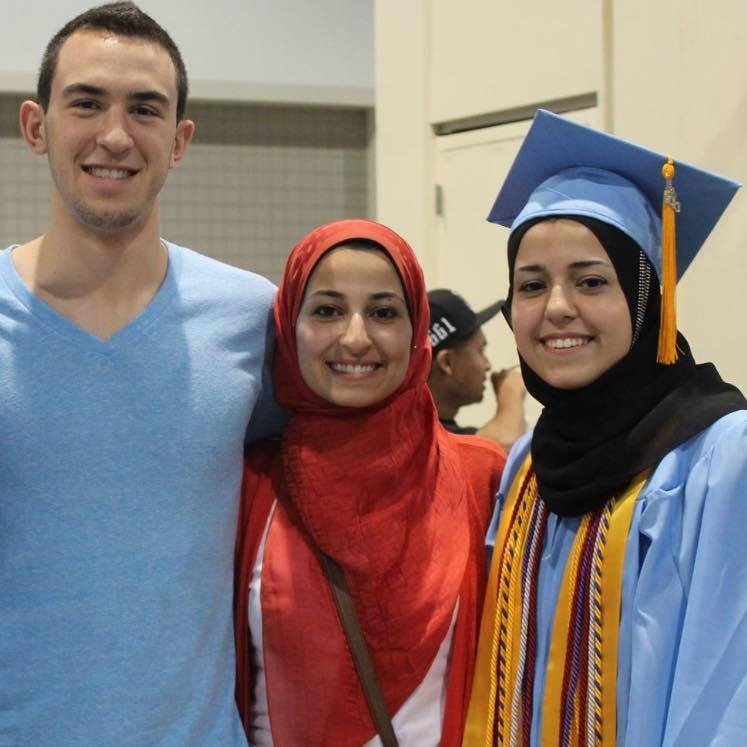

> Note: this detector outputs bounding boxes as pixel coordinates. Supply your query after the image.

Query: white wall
[374,0,435,274]
[1,0,374,105]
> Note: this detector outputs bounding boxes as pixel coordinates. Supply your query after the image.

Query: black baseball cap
[427,289,504,352]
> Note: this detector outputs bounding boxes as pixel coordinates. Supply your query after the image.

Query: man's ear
[170,119,195,168]
[434,347,454,376]
[19,100,48,155]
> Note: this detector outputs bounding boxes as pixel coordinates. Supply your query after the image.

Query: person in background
[235,219,506,746]
[0,4,282,745]
[464,109,746,747]
[427,289,526,452]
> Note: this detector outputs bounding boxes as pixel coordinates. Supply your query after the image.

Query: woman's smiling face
[295,245,413,407]
[511,218,633,390]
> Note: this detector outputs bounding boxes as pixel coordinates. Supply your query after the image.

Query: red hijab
[237,220,491,746]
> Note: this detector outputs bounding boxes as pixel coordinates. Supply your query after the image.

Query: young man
[428,288,526,452]
[0,4,282,745]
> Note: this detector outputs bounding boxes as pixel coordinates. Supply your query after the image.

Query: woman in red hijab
[234,219,506,746]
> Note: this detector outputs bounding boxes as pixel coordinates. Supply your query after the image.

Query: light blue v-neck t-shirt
[0,242,284,746]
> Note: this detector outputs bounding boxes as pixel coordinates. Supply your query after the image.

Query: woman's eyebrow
[515,263,545,273]
[308,289,344,298]
[569,259,609,269]
[307,289,407,304]
[371,291,407,302]
[515,259,610,272]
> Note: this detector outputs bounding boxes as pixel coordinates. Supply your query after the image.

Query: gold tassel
[656,157,680,364]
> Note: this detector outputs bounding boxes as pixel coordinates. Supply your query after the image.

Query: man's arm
[245,305,288,444]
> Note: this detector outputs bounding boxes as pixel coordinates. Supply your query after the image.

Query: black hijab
[507,216,747,517]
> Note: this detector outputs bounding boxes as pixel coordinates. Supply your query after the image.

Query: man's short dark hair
[37,2,188,121]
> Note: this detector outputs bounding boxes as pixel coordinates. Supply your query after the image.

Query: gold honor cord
[540,470,648,747]
[463,455,535,747]
[463,458,650,747]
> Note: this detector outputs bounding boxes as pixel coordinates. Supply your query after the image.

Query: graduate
[463,110,747,747]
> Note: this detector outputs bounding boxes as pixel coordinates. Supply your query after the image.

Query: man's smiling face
[38,29,192,235]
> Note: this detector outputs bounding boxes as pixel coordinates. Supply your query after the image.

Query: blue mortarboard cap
[488,109,740,280]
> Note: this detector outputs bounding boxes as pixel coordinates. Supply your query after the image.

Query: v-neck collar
[0,241,181,354]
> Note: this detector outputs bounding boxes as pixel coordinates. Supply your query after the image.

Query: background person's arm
[476,368,527,453]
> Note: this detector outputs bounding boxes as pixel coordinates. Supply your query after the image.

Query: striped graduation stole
[463,456,649,747]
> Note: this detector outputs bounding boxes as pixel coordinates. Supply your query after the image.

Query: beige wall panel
[433,109,599,428]
[430,0,602,124]
[433,121,528,428]
[612,0,747,391]
[374,0,437,276]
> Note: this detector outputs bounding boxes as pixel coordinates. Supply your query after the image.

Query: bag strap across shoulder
[320,552,400,747]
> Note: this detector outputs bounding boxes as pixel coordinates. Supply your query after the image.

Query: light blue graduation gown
[486,410,747,746]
